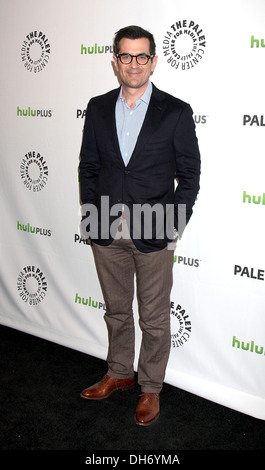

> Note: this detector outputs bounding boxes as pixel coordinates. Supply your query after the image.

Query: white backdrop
[1,0,264,420]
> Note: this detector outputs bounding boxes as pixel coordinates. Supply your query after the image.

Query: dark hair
[113,25,156,56]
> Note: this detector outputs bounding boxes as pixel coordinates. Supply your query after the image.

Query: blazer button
[124,170,130,174]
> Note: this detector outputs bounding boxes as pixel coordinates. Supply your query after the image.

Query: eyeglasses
[116,53,154,65]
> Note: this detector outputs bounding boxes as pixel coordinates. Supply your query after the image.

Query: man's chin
[122,79,148,90]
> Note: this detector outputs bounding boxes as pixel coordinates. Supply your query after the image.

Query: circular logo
[17,266,48,305]
[20,151,48,192]
[163,20,206,70]
[170,302,192,347]
[21,31,51,73]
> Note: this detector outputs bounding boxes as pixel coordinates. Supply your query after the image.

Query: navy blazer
[79,84,200,252]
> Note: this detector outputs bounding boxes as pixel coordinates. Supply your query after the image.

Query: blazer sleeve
[173,103,201,236]
[79,99,101,206]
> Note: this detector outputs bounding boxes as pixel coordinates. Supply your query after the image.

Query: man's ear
[151,55,158,73]
[113,54,119,72]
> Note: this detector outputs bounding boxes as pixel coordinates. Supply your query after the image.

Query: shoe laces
[139,392,159,405]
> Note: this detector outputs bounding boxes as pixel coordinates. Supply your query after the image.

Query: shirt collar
[118,80,153,105]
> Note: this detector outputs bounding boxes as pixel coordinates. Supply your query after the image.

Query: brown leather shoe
[135,393,160,426]
[80,374,135,400]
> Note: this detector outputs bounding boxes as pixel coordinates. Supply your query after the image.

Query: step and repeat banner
[0,0,264,420]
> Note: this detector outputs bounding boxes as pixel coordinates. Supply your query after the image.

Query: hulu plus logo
[17,107,52,118]
[17,221,51,237]
[81,43,113,55]
[250,35,265,48]
[243,191,265,205]
[75,293,106,311]
[232,336,265,356]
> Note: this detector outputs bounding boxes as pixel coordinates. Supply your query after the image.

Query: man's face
[113,37,158,91]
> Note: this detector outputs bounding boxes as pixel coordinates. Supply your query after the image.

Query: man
[79,25,200,426]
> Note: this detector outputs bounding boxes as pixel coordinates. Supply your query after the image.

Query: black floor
[1,324,264,463]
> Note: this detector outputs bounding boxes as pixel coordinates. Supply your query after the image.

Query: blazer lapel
[102,87,125,166]
[128,85,167,166]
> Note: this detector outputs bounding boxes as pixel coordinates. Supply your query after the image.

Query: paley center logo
[20,151,48,192]
[234,264,264,281]
[171,302,192,348]
[21,30,51,73]
[243,115,265,126]
[17,265,48,305]
[162,19,206,70]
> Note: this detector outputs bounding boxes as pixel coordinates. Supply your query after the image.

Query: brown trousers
[91,219,174,393]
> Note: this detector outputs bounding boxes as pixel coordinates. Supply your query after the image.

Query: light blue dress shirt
[115,80,152,166]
